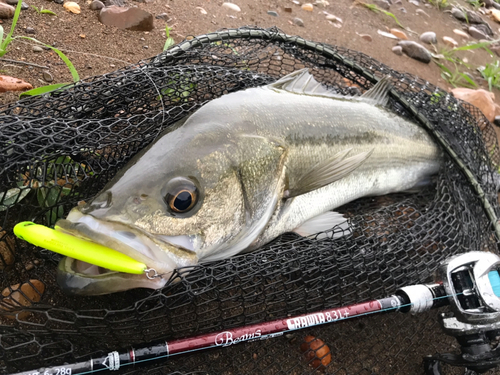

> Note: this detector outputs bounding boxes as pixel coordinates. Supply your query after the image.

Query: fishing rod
[8,251,500,375]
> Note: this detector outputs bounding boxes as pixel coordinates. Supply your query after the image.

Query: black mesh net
[0,26,499,374]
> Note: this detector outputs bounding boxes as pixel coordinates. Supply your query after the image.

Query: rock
[301,3,313,11]
[1,280,45,320]
[0,3,15,19]
[443,36,458,48]
[419,31,437,44]
[155,12,168,20]
[54,0,63,4]
[293,17,304,26]
[98,6,154,31]
[473,23,494,36]
[0,230,15,269]
[32,45,43,52]
[409,0,419,5]
[25,26,35,34]
[451,7,466,21]
[378,29,399,39]
[21,2,28,10]
[392,45,403,55]
[104,0,125,6]
[453,29,469,39]
[222,2,241,12]
[398,41,431,63]
[43,71,53,82]
[468,26,489,40]
[360,34,372,41]
[491,8,500,22]
[399,7,406,13]
[373,0,390,9]
[300,336,332,369]
[390,28,408,39]
[90,0,104,10]
[5,0,18,4]
[492,1,500,10]
[196,6,207,14]
[451,88,496,123]
[267,10,278,17]
[63,2,81,14]
[284,7,292,12]
[494,115,500,127]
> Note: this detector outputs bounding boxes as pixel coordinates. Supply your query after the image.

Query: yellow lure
[13,221,147,275]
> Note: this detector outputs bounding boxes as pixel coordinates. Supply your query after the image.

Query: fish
[55,69,442,295]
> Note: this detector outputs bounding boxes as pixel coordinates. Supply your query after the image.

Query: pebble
[25,26,35,34]
[419,31,437,44]
[390,28,408,39]
[63,2,81,14]
[5,0,18,4]
[293,17,304,26]
[473,23,493,36]
[32,45,43,52]
[21,2,28,10]
[451,7,466,21]
[284,7,292,12]
[90,0,104,10]
[267,10,279,17]
[43,71,53,82]
[301,3,313,11]
[416,9,430,17]
[398,40,432,63]
[377,29,399,39]
[495,116,500,127]
[409,0,419,5]
[155,12,168,20]
[300,336,332,369]
[222,2,241,12]
[143,45,148,49]
[468,26,488,40]
[54,0,63,3]
[360,34,372,41]
[399,7,407,13]
[98,6,154,31]
[392,45,403,55]
[394,0,402,4]
[0,3,15,19]
[1,280,45,320]
[443,36,458,48]
[373,0,391,9]
[104,0,125,6]
[25,262,34,271]
[453,29,469,39]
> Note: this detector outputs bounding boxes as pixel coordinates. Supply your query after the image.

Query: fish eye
[163,177,200,214]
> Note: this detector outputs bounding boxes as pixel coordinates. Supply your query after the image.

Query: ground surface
[0,0,499,105]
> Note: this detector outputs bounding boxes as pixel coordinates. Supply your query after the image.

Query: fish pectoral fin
[285,148,373,198]
[359,76,392,107]
[293,211,351,239]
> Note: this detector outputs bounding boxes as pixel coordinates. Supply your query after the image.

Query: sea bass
[55,69,442,295]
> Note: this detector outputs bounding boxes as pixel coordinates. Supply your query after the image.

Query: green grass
[466,0,483,9]
[0,0,22,57]
[427,0,449,9]
[163,24,175,51]
[31,5,57,16]
[478,60,500,91]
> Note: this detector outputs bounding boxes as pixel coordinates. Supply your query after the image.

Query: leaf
[16,37,80,82]
[458,72,477,88]
[163,37,175,51]
[20,83,73,98]
[0,186,30,211]
[40,9,57,15]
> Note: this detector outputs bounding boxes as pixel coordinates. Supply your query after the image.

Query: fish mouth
[55,209,198,295]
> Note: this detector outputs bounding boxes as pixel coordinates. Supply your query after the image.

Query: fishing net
[0,26,499,374]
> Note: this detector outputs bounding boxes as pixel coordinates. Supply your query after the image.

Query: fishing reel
[397,252,500,374]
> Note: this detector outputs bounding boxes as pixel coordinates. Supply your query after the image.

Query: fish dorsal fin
[360,76,392,106]
[269,68,338,98]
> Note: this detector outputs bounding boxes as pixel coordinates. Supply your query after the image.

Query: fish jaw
[55,208,198,295]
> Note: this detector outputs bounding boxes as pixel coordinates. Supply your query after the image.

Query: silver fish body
[56,70,442,295]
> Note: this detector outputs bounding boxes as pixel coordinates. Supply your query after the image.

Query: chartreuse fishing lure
[14,221,147,274]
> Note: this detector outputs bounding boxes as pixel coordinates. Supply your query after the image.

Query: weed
[31,5,57,16]
[427,0,449,9]
[354,1,405,29]
[0,0,22,57]
[163,24,175,51]
[466,0,483,9]
[478,60,500,91]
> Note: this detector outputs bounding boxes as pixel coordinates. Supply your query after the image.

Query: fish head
[56,119,288,295]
